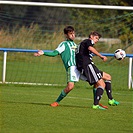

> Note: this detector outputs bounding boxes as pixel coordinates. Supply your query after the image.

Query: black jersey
[76,39,94,71]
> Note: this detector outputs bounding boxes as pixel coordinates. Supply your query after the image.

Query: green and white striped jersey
[56,39,77,71]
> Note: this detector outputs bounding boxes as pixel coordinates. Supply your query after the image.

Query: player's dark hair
[89,31,102,38]
[64,26,74,34]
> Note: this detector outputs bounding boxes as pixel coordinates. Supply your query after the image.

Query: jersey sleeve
[55,42,65,54]
[86,40,94,47]
[44,50,59,57]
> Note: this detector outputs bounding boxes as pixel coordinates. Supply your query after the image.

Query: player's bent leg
[92,80,107,110]
[93,87,108,109]
[108,99,119,106]
[102,72,111,81]
[64,82,75,93]
[102,72,119,106]
[50,82,74,107]
[93,83,105,110]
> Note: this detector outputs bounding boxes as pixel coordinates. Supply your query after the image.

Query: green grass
[0,84,133,133]
[0,51,132,132]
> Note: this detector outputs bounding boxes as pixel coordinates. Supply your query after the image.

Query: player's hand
[34,50,44,56]
[101,56,107,62]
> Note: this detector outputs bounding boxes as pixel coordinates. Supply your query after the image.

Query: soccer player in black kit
[76,31,119,110]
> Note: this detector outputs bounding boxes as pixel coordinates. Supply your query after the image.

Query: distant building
[76,37,121,47]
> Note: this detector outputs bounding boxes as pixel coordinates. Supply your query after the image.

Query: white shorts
[67,66,87,82]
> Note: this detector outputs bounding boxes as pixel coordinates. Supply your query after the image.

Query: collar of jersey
[66,39,73,42]
[91,40,94,44]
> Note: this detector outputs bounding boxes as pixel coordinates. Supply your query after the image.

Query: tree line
[0,0,133,43]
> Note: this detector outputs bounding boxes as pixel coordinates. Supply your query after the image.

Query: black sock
[94,87,104,105]
[105,80,113,100]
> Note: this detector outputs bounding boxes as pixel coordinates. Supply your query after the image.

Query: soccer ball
[114,49,126,60]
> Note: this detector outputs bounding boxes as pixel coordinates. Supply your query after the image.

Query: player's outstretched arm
[34,50,44,56]
[100,55,107,62]
[34,50,59,57]
[88,46,107,61]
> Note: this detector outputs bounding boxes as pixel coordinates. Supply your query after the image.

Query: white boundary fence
[0,1,133,88]
[0,48,133,89]
[128,58,133,89]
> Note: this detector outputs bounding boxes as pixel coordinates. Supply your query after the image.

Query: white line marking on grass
[1,88,132,104]
[67,96,92,101]
[114,92,132,96]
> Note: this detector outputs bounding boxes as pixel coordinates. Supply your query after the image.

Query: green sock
[55,90,67,103]
[93,88,97,100]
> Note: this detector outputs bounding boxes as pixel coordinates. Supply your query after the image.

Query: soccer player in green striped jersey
[34,26,82,107]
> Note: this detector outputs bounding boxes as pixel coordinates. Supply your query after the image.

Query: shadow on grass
[1,100,89,109]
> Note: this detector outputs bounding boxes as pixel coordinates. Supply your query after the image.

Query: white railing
[0,48,133,89]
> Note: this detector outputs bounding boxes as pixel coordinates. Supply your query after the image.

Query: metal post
[128,57,132,89]
[2,51,7,83]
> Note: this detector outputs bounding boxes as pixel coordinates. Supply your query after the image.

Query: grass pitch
[0,84,133,133]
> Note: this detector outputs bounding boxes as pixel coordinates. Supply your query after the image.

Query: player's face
[91,35,99,44]
[66,31,75,41]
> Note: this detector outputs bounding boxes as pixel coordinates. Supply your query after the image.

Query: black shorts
[79,63,103,85]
